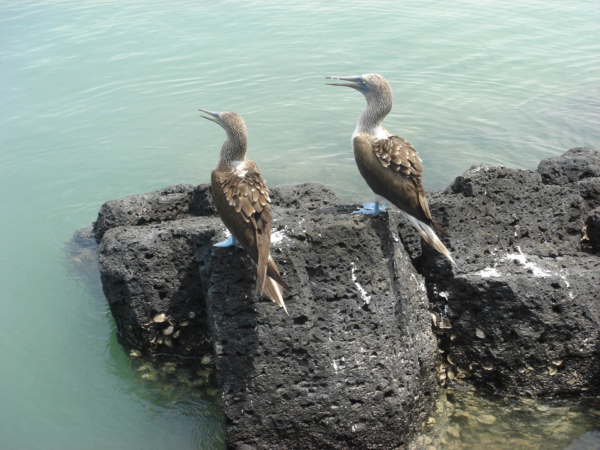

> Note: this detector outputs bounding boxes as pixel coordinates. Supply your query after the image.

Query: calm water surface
[1,1,599,448]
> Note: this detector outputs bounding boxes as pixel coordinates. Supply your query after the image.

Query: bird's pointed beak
[326,75,364,87]
[325,76,368,94]
[199,109,222,125]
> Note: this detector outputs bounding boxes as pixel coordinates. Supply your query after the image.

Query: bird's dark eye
[362,79,367,85]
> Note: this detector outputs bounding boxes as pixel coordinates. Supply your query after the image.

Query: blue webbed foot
[214,235,239,247]
[351,201,388,215]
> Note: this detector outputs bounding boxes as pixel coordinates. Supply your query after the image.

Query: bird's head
[326,73,393,106]
[199,109,247,141]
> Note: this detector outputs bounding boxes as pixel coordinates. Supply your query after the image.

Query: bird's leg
[214,233,239,247]
[351,201,388,215]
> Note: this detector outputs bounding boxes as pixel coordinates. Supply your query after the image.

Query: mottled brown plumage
[372,135,423,177]
[211,163,287,292]
[355,132,448,236]
[200,109,288,312]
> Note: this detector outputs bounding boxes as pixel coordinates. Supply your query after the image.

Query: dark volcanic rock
[269,182,341,210]
[98,217,220,357]
[537,147,600,186]
[95,183,221,356]
[93,182,340,242]
[578,177,600,210]
[400,148,600,396]
[93,184,197,242]
[95,148,600,448]
[585,208,600,251]
[200,210,440,450]
[96,183,441,449]
[95,183,341,359]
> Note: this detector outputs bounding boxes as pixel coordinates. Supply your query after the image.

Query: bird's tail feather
[255,259,267,296]
[255,254,288,314]
[263,276,288,314]
[267,256,289,289]
[401,212,457,266]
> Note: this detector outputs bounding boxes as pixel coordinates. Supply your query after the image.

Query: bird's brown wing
[370,135,447,235]
[212,163,287,295]
[220,163,271,225]
[372,135,424,182]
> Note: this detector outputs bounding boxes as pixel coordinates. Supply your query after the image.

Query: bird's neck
[217,132,247,171]
[354,96,392,138]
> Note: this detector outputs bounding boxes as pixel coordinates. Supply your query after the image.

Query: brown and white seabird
[199,109,289,312]
[326,73,456,265]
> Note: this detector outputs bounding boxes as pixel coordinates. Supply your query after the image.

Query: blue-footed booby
[199,109,289,312]
[326,74,456,265]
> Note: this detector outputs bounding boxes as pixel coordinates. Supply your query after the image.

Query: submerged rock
[566,430,600,450]
[444,383,600,450]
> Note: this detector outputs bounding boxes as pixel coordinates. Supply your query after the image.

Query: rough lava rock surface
[400,147,600,396]
[96,183,441,449]
[98,216,219,357]
[200,209,441,450]
[94,184,195,242]
[95,148,600,448]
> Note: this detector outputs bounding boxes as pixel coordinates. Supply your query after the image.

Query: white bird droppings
[351,263,371,304]
[270,230,288,246]
[480,267,502,278]
[504,247,551,277]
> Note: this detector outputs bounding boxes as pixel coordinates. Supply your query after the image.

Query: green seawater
[1,1,599,449]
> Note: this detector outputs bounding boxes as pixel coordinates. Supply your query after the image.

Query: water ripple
[1,1,599,449]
